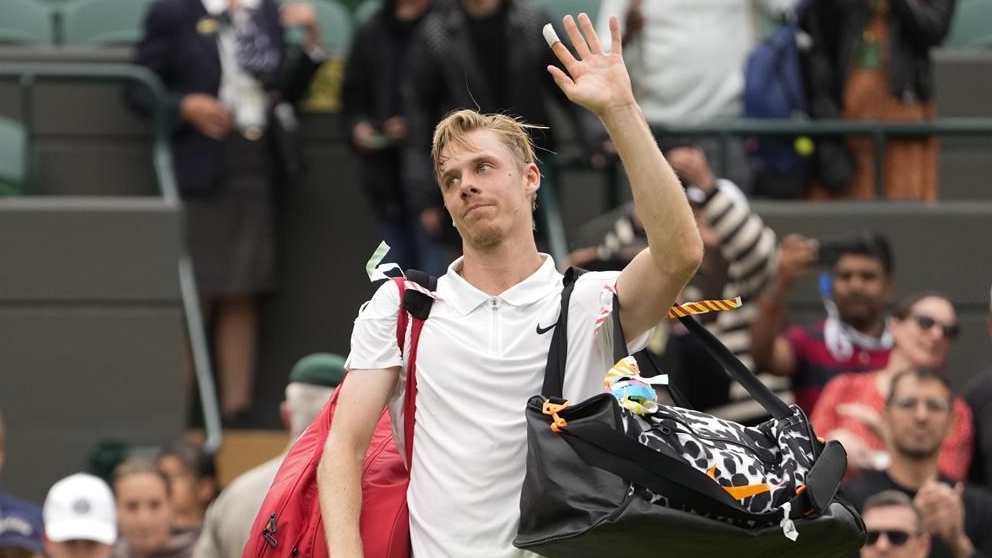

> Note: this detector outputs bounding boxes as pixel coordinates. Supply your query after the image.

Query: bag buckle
[542,399,569,433]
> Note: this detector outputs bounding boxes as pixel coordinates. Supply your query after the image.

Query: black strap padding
[609,292,627,364]
[402,269,437,320]
[801,440,847,514]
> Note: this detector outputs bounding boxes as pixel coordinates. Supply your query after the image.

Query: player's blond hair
[431,110,539,186]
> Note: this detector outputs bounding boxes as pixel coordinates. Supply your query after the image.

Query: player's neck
[459,238,543,296]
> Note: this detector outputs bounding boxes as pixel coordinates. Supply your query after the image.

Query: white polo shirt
[347,255,648,558]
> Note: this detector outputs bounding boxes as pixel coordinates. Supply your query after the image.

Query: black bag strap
[541,267,586,397]
[606,296,694,408]
[541,269,792,417]
[537,272,839,518]
[675,316,793,420]
[402,269,437,319]
[543,267,633,397]
[561,418,786,523]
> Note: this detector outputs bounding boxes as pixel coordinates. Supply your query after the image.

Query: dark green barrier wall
[0,198,185,503]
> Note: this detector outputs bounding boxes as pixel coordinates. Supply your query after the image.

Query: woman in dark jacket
[804,0,956,201]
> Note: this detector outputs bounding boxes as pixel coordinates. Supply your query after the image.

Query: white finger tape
[542,23,560,48]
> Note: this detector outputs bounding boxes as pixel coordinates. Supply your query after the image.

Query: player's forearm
[317,441,365,558]
[601,104,701,278]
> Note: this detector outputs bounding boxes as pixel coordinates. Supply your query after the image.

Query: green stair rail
[558,117,992,214]
[0,116,29,196]
[649,117,992,200]
[547,116,992,265]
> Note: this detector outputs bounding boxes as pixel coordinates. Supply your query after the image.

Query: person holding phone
[750,230,895,414]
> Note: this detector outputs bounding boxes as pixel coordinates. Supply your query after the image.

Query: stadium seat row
[0,0,355,53]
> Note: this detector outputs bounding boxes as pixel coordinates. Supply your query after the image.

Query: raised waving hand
[545,14,636,119]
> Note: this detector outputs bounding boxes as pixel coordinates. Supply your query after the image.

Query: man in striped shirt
[570,146,782,423]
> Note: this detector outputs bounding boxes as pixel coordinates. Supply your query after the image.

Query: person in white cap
[42,473,117,558]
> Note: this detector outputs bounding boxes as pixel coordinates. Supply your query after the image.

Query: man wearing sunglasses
[861,491,931,558]
[842,368,992,558]
[812,292,973,480]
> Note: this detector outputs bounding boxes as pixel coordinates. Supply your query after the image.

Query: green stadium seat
[353,0,381,26]
[945,0,992,48]
[0,0,55,45]
[279,0,353,55]
[59,0,156,46]
[0,117,29,196]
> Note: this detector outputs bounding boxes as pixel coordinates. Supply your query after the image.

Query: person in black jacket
[125,0,323,425]
[802,0,956,201]
[964,287,992,490]
[402,0,606,253]
[341,0,448,275]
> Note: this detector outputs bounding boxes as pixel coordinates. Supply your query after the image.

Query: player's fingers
[577,13,602,54]
[562,15,591,60]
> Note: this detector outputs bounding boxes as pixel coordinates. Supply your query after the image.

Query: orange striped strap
[668,297,742,319]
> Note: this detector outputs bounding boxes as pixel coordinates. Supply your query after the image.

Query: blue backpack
[743,5,812,197]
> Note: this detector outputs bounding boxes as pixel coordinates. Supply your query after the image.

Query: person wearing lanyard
[125,0,324,426]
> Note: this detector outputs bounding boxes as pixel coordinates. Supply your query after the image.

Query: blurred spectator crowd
[0,353,345,558]
[1,0,991,557]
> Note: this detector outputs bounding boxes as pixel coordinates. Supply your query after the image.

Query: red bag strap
[392,273,436,467]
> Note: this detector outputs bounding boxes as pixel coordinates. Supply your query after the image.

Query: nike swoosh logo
[706,465,771,500]
[536,322,556,335]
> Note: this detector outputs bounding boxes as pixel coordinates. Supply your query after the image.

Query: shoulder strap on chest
[541,267,634,398]
[390,269,438,465]
[541,266,587,398]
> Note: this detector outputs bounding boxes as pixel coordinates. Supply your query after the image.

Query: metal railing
[652,117,992,198]
[0,62,223,454]
[542,116,992,265]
